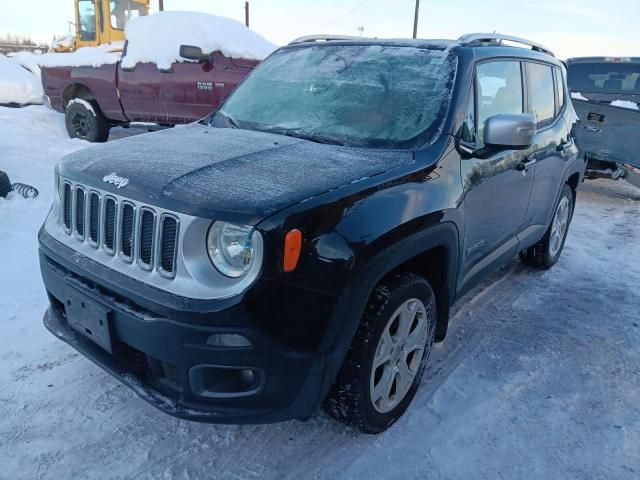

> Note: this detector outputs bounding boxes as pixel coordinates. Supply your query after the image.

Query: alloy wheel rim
[71,112,91,137]
[370,298,430,414]
[549,196,570,258]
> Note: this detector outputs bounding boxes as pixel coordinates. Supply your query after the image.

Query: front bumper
[39,241,330,424]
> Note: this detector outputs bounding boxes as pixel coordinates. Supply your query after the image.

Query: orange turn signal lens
[283,229,303,272]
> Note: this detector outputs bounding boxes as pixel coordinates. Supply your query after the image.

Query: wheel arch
[323,221,460,356]
[62,83,97,110]
[566,171,580,202]
[315,221,460,413]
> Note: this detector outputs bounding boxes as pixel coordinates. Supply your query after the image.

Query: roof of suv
[286,32,560,66]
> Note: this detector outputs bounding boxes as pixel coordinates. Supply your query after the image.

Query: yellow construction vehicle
[54,0,151,52]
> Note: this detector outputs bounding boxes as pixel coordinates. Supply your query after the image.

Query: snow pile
[611,99,639,110]
[8,50,43,78]
[0,54,43,105]
[51,35,74,51]
[121,11,277,70]
[571,92,588,101]
[37,42,124,68]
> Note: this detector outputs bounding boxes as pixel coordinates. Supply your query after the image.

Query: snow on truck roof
[38,43,124,68]
[29,11,276,71]
[121,11,278,70]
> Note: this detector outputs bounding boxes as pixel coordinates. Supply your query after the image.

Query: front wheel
[64,99,110,142]
[324,273,437,433]
[520,184,574,269]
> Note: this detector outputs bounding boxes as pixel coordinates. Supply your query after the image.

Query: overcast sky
[1,0,638,59]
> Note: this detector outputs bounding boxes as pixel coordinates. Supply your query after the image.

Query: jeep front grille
[74,187,85,239]
[60,181,179,277]
[120,202,135,260]
[104,196,117,252]
[63,182,72,232]
[159,216,178,275]
[88,192,100,245]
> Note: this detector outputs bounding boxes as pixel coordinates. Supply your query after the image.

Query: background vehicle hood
[58,124,415,224]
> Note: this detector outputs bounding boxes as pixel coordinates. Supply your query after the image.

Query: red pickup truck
[42,44,259,142]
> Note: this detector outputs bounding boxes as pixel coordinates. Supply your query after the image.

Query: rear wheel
[65,100,110,142]
[324,273,437,433]
[520,184,574,269]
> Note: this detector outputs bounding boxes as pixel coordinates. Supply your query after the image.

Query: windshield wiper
[283,130,345,146]
[214,111,241,129]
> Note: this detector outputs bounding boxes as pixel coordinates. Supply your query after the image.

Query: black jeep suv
[39,33,585,433]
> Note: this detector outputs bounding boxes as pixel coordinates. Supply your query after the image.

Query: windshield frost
[216,44,457,148]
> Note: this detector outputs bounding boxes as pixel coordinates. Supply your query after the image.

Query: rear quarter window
[554,67,565,113]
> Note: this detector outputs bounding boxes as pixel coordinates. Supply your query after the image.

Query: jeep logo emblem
[103,173,130,189]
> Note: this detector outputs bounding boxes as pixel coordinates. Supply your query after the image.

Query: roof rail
[289,35,362,45]
[458,33,555,57]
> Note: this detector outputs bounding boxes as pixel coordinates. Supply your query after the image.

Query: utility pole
[158,0,164,11]
[412,0,420,39]
[245,1,250,28]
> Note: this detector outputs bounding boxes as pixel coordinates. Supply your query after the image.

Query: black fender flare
[313,222,459,410]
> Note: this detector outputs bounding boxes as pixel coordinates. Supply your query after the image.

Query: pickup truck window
[214,45,457,149]
[78,0,97,41]
[527,62,555,125]
[568,62,640,95]
[476,61,523,141]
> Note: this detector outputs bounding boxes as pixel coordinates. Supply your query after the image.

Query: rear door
[460,60,534,288]
[521,62,575,234]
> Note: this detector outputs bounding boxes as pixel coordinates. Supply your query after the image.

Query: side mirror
[484,114,536,150]
[179,45,213,63]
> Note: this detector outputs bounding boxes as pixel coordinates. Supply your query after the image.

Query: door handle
[515,157,537,171]
[556,138,574,152]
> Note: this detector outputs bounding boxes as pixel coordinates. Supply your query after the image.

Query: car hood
[58,124,416,224]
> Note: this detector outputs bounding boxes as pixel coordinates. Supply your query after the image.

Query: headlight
[206,221,257,278]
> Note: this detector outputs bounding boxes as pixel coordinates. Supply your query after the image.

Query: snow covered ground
[1,106,639,479]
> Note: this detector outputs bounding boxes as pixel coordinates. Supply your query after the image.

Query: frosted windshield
[218,44,457,149]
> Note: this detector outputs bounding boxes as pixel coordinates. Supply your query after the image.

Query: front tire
[64,99,110,142]
[520,184,574,269]
[324,273,437,433]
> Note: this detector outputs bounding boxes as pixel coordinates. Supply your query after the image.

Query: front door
[459,60,534,289]
[118,59,219,124]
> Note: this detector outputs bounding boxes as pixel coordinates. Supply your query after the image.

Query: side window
[527,63,556,125]
[554,67,565,114]
[476,61,523,141]
[78,0,97,42]
[461,84,476,144]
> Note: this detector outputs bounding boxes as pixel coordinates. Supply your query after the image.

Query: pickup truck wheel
[520,184,574,269]
[324,273,437,433]
[65,100,110,142]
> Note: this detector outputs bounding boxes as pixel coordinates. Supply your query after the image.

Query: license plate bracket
[65,288,113,353]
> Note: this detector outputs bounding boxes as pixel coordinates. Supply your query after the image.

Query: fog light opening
[189,365,263,399]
